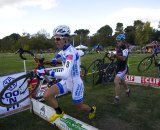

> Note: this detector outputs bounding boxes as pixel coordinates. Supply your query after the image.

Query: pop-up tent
[75,44,88,50]
[93,44,103,49]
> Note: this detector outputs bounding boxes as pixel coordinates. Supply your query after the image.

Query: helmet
[53,25,71,37]
[116,34,126,41]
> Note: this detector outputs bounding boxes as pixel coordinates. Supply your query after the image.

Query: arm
[51,52,61,64]
[114,49,128,61]
[50,54,74,80]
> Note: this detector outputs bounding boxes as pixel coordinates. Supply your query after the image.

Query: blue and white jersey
[53,44,81,81]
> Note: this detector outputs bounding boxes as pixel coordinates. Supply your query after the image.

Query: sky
[0,0,160,39]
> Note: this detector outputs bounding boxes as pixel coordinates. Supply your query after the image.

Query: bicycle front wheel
[85,59,103,84]
[80,65,87,82]
[137,56,153,72]
[0,72,40,107]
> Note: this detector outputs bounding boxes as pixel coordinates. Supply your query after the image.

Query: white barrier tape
[125,75,160,88]
[30,98,99,130]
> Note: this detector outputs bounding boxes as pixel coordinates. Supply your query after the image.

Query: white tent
[75,44,88,50]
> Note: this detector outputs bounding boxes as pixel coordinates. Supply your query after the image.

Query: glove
[51,58,57,65]
[36,68,47,77]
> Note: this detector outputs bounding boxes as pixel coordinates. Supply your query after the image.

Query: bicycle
[85,52,117,85]
[0,48,87,107]
[137,51,160,73]
[0,48,63,107]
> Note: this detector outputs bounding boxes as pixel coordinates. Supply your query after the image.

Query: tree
[96,25,113,46]
[124,26,135,45]
[134,20,153,47]
[74,29,90,37]
[115,22,123,34]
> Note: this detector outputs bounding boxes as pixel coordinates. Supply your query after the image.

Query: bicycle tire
[0,72,40,107]
[85,59,103,84]
[157,65,160,77]
[137,56,153,72]
[102,63,116,83]
[80,65,87,81]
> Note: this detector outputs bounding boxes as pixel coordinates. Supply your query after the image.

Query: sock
[55,107,62,114]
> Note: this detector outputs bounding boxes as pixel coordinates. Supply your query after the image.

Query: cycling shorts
[56,79,84,103]
[116,66,128,79]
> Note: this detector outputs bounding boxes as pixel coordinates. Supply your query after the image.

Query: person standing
[36,25,96,122]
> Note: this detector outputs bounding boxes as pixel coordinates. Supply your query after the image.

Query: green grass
[1,52,160,130]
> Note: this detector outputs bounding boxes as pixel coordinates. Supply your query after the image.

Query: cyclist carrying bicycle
[36,25,96,122]
[111,34,131,105]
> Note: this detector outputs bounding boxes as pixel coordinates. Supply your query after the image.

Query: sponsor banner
[31,98,99,130]
[0,72,30,118]
[125,75,160,88]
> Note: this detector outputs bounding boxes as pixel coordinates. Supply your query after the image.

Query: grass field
[1,52,160,130]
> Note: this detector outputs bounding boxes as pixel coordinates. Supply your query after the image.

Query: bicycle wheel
[80,65,87,81]
[137,56,153,72]
[85,59,103,84]
[102,63,117,83]
[0,72,40,107]
[157,64,160,77]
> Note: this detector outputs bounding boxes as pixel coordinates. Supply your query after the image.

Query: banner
[0,66,64,118]
[125,75,160,88]
[0,72,30,118]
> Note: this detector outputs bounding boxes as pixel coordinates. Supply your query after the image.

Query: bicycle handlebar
[105,52,115,61]
[15,48,34,60]
[15,48,62,66]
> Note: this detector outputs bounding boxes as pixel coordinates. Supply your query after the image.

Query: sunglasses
[54,37,64,41]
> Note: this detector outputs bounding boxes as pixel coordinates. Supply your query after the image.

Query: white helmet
[53,25,71,37]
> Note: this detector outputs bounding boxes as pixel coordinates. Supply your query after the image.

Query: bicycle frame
[85,52,116,85]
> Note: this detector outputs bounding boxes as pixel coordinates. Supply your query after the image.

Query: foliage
[0,20,160,51]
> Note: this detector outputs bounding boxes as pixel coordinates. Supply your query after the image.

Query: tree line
[0,20,160,52]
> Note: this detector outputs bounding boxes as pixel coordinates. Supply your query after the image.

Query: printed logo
[3,77,16,91]
[40,106,47,118]
[66,55,73,60]
[60,117,87,130]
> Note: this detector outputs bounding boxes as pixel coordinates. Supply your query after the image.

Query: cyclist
[111,34,131,105]
[36,25,96,122]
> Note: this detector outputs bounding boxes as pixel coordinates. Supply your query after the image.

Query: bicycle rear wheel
[0,72,40,107]
[85,59,103,84]
[137,56,153,72]
[102,63,117,83]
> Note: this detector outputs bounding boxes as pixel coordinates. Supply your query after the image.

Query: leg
[113,75,121,105]
[75,102,91,112]
[121,78,131,97]
[43,84,60,108]
[75,102,96,119]
[114,75,121,97]
[121,78,129,90]
[44,82,66,122]
[72,81,96,119]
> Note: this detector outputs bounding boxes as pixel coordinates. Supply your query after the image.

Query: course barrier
[30,98,99,130]
[125,75,160,88]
